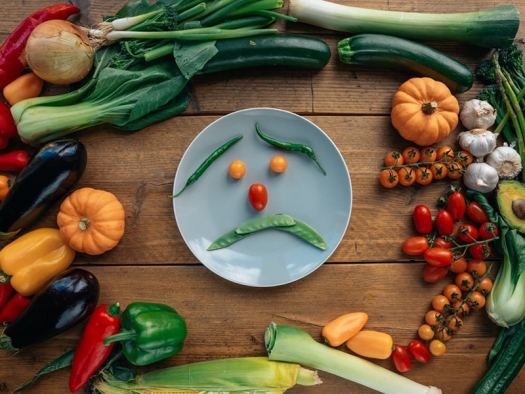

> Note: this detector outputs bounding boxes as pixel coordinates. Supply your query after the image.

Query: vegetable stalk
[288,0,519,49]
[91,356,321,393]
[264,322,442,394]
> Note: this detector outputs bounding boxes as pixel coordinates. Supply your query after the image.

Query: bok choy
[288,0,519,49]
[265,322,442,394]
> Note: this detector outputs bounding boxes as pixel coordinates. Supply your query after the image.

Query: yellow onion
[25,20,94,85]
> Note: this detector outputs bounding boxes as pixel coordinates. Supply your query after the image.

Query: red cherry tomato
[435,210,454,236]
[447,191,466,221]
[248,183,268,211]
[413,205,433,234]
[424,248,453,267]
[479,222,499,240]
[408,339,431,363]
[457,224,479,243]
[402,236,429,256]
[469,243,492,259]
[391,344,412,373]
[422,265,448,283]
[466,201,490,223]
[432,237,452,249]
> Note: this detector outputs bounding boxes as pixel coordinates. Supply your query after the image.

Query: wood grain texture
[0,0,524,393]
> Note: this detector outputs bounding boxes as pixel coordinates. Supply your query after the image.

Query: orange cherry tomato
[384,151,403,167]
[425,310,442,326]
[415,167,433,185]
[429,339,447,356]
[379,169,399,188]
[446,315,463,332]
[418,324,435,341]
[420,147,437,163]
[398,167,416,186]
[452,299,470,318]
[467,259,487,278]
[228,160,246,179]
[429,162,449,180]
[455,272,475,292]
[476,277,494,295]
[443,284,462,302]
[436,146,455,162]
[431,295,451,313]
[269,155,288,173]
[0,175,12,200]
[467,291,486,309]
[457,150,474,166]
[447,162,464,179]
[402,147,421,164]
[449,257,468,274]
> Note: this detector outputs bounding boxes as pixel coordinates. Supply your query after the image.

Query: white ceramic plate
[173,108,352,287]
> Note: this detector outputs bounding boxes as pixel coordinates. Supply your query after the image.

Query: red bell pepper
[69,302,121,393]
[0,150,29,172]
[0,292,31,323]
[0,100,17,150]
[0,271,13,311]
[0,4,81,90]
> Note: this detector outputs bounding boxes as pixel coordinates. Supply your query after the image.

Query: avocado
[497,180,525,232]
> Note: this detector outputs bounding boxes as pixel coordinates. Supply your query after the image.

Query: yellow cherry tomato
[228,160,246,179]
[429,339,447,356]
[269,155,288,173]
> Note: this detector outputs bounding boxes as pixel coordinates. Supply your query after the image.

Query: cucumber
[200,34,332,74]
[337,34,474,93]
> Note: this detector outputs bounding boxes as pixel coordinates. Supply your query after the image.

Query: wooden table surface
[1,0,524,393]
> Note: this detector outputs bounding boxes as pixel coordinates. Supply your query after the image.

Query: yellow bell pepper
[0,228,76,296]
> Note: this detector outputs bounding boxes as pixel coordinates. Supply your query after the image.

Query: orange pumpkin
[391,77,460,147]
[57,187,125,255]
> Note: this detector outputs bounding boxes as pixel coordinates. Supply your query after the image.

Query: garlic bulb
[25,20,94,85]
[460,99,497,130]
[457,128,497,158]
[463,162,499,193]
[486,143,523,179]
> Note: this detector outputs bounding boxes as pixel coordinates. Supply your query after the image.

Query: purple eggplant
[0,268,99,351]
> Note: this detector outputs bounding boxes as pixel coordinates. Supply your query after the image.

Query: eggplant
[0,139,87,240]
[0,268,99,351]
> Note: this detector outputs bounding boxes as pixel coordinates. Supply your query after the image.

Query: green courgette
[200,34,332,74]
[337,34,474,94]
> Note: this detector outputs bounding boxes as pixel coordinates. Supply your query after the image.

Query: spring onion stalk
[288,0,519,49]
[91,356,321,394]
[265,322,442,394]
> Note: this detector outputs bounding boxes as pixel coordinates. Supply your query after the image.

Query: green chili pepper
[103,302,187,366]
[255,123,326,175]
[172,135,243,198]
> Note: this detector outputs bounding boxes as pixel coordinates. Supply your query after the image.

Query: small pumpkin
[391,77,460,146]
[57,187,125,255]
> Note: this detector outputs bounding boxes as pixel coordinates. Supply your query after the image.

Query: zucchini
[337,34,474,94]
[200,34,332,74]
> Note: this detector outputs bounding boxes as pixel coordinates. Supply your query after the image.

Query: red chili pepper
[0,100,17,150]
[0,292,31,323]
[69,302,121,393]
[0,150,29,172]
[0,271,13,311]
[0,4,81,89]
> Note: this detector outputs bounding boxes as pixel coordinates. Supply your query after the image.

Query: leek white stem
[265,322,442,394]
[112,10,162,31]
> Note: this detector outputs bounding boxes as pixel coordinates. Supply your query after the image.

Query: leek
[265,322,442,394]
[91,356,321,394]
[288,0,519,49]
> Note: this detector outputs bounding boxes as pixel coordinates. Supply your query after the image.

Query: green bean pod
[276,219,327,250]
[235,214,295,235]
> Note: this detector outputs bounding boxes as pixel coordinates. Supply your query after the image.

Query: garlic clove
[486,143,523,179]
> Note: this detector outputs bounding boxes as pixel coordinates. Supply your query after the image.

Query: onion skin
[25,20,94,85]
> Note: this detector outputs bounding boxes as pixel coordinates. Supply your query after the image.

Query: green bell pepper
[103,302,187,366]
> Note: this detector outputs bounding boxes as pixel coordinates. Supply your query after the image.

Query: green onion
[288,0,519,49]
[265,322,442,394]
[92,356,321,393]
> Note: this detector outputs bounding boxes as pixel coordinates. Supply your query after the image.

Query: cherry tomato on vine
[457,150,474,166]
[424,248,453,267]
[442,284,462,302]
[468,291,486,309]
[380,169,399,188]
[384,151,403,167]
[422,265,448,283]
[402,146,420,164]
[430,162,448,180]
[449,257,468,274]
[436,146,454,162]
[391,344,412,373]
[432,237,452,249]
[447,162,464,179]
[415,167,433,185]
[469,243,491,259]
[467,259,487,278]
[413,205,433,234]
[431,295,451,313]
[457,224,479,243]
[452,299,470,318]
[402,236,429,256]
[476,277,494,295]
[398,167,416,186]
[420,147,436,162]
[248,183,268,211]
[435,210,454,236]
[466,201,490,223]
[408,340,431,363]
[479,222,498,240]
[447,190,466,221]
[455,272,475,292]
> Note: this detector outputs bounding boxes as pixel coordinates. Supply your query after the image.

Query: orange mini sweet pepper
[0,228,76,296]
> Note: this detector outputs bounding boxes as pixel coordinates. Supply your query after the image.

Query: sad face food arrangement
[172,108,352,287]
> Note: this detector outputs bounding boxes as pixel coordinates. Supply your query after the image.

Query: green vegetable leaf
[108,0,179,19]
[174,40,219,80]
[506,230,525,281]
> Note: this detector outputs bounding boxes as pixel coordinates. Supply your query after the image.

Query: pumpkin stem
[422,101,439,115]
[79,218,91,231]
